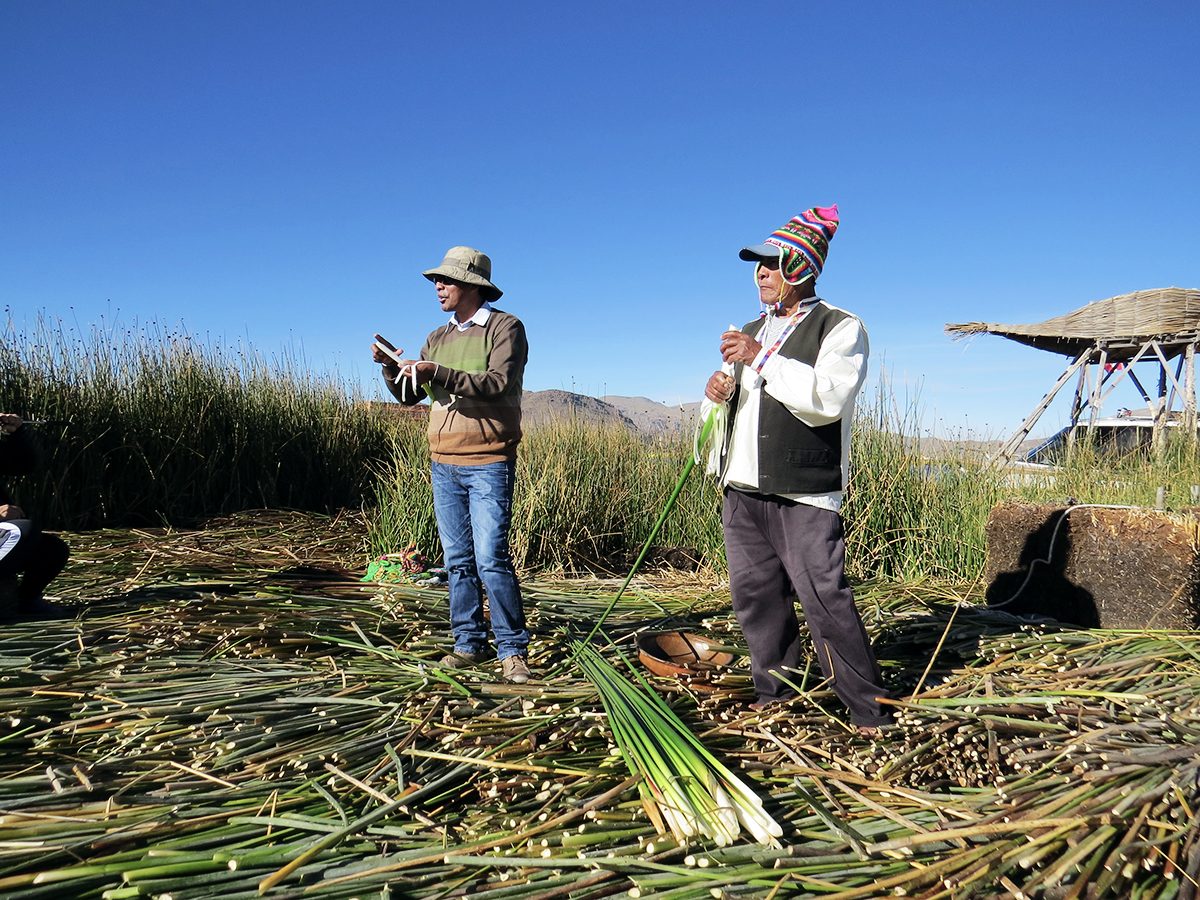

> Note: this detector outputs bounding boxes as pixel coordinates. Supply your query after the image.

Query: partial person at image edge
[0,414,71,621]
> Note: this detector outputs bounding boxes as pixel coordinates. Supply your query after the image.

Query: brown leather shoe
[439,648,490,668]
[501,655,530,684]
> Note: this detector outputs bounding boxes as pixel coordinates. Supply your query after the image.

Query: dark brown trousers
[722,488,889,727]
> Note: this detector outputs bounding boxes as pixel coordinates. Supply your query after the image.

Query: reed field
[0,315,392,529]
[369,419,725,576]
[371,388,1200,583]
[7,315,1200,578]
[2,319,1199,896]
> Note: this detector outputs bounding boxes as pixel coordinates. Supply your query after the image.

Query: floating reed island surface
[1,512,1198,899]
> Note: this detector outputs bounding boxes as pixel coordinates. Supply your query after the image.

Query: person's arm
[756,317,869,425]
[428,317,528,400]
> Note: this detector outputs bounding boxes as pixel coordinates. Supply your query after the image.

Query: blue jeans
[431,459,528,660]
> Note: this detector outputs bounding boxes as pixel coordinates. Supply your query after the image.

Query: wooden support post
[1068,361,1088,453]
[1069,363,1086,423]
[990,348,1093,467]
[1088,348,1108,427]
[1165,353,1186,422]
[1151,341,1176,456]
[1185,342,1197,433]
[1127,368,1154,407]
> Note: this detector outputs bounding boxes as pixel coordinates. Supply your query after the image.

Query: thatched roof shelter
[946,287,1200,361]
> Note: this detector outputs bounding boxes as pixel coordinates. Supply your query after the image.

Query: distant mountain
[521,390,636,430]
[602,395,700,436]
[521,390,700,438]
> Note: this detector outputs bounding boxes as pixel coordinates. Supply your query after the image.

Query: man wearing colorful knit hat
[701,207,891,734]
[372,246,532,684]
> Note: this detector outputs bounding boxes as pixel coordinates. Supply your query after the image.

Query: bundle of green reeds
[573,642,782,847]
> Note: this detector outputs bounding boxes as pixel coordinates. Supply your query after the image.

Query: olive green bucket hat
[422,246,503,301]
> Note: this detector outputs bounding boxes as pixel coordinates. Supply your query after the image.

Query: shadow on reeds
[872,603,1067,696]
[68,565,367,621]
[80,582,250,613]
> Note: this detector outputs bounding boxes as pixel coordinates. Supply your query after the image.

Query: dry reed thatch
[0,511,1196,898]
[983,500,1200,628]
[945,287,1200,359]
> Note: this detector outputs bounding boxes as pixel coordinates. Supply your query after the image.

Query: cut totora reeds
[572,641,782,847]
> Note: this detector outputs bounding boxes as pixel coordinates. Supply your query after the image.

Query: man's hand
[0,504,24,520]
[371,335,403,367]
[720,330,762,366]
[395,360,436,385]
[705,371,735,404]
[0,414,23,435]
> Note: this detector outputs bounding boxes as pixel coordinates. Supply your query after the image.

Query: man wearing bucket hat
[372,246,531,684]
[701,207,891,734]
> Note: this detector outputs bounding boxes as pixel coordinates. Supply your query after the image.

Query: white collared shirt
[448,303,493,332]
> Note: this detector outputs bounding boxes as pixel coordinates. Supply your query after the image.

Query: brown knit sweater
[384,309,527,464]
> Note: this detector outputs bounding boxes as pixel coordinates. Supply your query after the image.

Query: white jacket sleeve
[754,316,868,426]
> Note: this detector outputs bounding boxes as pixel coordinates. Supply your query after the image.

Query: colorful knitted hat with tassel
[739,205,840,284]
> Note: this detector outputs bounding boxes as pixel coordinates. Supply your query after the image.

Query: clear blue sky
[4,1,1198,439]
